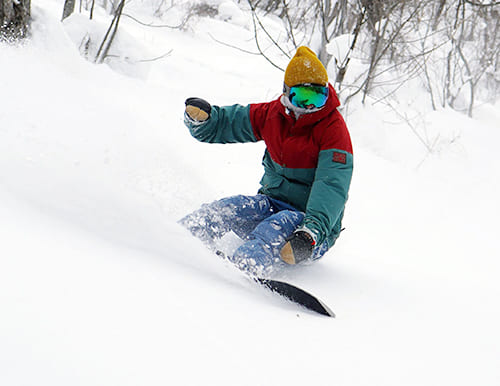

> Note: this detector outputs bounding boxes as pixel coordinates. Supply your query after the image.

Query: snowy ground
[1,1,500,385]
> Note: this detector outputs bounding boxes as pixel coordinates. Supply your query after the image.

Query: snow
[327,33,354,64]
[1,1,500,385]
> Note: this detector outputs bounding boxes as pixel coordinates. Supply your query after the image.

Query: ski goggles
[284,83,329,109]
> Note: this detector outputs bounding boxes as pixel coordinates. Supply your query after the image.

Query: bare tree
[0,0,31,40]
[95,0,125,63]
[62,0,76,21]
[187,0,499,116]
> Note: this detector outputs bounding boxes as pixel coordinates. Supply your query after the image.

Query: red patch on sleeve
[333,151,347,164]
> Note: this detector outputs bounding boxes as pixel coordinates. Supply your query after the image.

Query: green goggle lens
[287,84,329,109]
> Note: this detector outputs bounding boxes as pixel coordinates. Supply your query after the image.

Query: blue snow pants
[179,194,329,275]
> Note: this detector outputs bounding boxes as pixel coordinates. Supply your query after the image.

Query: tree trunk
[433,0,447,30]
[95,0,125,63]
[62,0,76,21]
[0,0,31,40]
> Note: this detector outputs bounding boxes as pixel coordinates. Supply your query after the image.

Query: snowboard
[215,250,335,317]
[255,277,335,317]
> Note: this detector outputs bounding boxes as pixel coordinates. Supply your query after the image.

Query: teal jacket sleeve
[184,104,259,144]
[302,149,353,246]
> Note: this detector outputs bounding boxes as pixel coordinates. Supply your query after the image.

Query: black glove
[280,230,316,265]
[185,97,211,122]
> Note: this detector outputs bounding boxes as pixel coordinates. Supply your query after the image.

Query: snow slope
[1,1,500,385]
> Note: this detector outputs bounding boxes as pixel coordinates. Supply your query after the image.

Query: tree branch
[464,0,500,6]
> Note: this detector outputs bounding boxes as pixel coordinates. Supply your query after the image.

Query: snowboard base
[256,277,335,317]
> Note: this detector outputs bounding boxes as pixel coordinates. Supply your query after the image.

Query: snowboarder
[180,46,353,277]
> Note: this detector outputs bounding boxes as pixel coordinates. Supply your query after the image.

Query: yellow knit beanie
[284,46,328,87]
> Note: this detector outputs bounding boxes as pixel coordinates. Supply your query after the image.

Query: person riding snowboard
[180,46,353,277]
